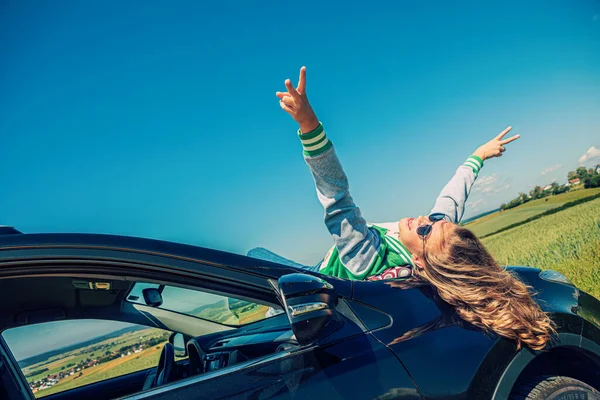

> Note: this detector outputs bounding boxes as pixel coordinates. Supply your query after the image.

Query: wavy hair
[417,226,555,351]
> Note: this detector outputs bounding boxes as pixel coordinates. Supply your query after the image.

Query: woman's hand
[276,66,320,133]
[473,127,520,161]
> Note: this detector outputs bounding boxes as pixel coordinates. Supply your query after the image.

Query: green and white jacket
[299,123,484,280]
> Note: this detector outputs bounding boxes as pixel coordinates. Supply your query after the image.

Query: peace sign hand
[276,66,320,133]
[473,126,521,161]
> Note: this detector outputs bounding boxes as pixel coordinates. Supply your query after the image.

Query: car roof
[0,232,303,280]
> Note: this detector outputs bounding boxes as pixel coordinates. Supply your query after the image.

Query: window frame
[2,319,174,399]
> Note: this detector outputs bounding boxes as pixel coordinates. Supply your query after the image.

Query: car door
[0,233,420,400]
[126,332,420,400]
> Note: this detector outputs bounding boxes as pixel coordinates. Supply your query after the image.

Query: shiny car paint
[0,233,599,400]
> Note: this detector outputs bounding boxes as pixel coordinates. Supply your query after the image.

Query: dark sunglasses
[416,213,447,238]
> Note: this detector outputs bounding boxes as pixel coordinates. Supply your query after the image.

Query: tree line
[568,166,600,189]
[500,165,600,211]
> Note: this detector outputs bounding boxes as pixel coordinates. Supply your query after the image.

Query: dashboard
[188,324,299,374]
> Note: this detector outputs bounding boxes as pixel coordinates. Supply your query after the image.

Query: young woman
[275,67,555,350]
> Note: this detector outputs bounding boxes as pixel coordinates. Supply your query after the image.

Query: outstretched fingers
[500,134,520,145]
[285,79,301,99]
[495,126,513,140]
[297,66,307,94]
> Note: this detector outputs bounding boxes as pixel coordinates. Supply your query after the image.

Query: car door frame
[0,335,34,400]
[0,237,359,399]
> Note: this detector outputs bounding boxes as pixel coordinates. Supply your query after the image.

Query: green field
[466,187,600,237]
[24,328,169,398]
[481,197,600,299]
[37,343,165,397]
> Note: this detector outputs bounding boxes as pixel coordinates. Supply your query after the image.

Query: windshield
[126,282,284,327]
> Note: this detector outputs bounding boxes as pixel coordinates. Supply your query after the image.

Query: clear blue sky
[2,0,599,266]
[3,320,134,360]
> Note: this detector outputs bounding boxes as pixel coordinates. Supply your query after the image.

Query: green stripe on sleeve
[463,155,484,174]
[297,123,324,140]
[298,122,332,157]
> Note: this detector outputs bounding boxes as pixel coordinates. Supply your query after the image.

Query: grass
[465,187,600,237]
[26,328,169,398]
[482,197,600,299]
[37,343,165,397]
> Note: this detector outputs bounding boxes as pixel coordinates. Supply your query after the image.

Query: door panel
[126,333,419,400]
[353,280,498,400]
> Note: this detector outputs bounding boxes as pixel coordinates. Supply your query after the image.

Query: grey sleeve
[304,145,381,276]
[430,164,480,224]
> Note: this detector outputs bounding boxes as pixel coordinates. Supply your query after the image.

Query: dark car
[0,228,599,400]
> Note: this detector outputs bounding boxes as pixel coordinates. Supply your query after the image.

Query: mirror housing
[170,333,186,358]
[278,273,344,345]
[143,288,163,307]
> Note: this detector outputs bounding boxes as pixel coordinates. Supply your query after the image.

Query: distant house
[596,164,600,174]
[542,184,553,191]
[568,178,581,186]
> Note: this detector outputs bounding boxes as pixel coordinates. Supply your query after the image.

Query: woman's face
[399,216,455,261]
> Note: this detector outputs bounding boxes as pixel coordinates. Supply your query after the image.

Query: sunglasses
[417,213,447,270]
[416,213,447,238]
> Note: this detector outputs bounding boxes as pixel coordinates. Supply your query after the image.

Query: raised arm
[277,67,381,279]
[430,127,520,223]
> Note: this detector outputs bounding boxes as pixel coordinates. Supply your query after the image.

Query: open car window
[2,320,170,398]
[126,282,284,327]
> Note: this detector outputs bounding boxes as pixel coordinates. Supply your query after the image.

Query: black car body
[0,230,599,400]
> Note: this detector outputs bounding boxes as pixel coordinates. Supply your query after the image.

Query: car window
[2,320,170,398]
[127,282,284,326]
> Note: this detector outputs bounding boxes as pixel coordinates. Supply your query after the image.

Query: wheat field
[482,198,600,299]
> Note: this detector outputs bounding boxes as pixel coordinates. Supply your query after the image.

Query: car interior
[0,275,298,400]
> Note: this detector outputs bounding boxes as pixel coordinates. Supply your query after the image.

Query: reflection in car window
[2,320,170,398]
[127,282,284,326]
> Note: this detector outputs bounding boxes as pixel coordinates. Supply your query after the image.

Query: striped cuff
[298,123,333,157]
[463,155,484,174]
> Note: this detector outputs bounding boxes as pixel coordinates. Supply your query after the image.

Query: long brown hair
[417,226,555,351]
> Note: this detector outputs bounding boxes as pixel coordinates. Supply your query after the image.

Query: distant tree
[576,167,589,180]
[552,183,570,195]
[529,186,543,200]
[568,170,578,180]
[584,174,600,189]
[517,192,529,203]
[500,203,507,210]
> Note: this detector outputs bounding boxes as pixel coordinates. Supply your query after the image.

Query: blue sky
[3,320,134,360]
[1,0,599,268]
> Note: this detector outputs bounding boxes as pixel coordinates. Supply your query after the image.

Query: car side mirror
[278,273,344,346]
[170,333,186,358]
[143,288,163,307]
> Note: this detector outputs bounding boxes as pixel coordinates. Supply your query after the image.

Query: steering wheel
[154,342,176,387]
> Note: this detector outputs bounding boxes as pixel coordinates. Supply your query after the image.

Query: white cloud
[472,174,499,193]
[493,183,511,193]
[540,164,563,176]
[469,198,486,212]
[578,146,600,167]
